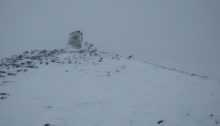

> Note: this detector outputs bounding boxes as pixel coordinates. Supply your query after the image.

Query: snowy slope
[0,47,220,126]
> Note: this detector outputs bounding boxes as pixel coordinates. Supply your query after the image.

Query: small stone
[0,93,8,96]
[17,70,22,72]
[20,62,26,65]
[44,123,50,126]
[26,61,33,65]
[157,120,164,124]
[0,97,5,99]
[115,69,120,72]
[0,75,5,78]
[0,71,6,74]
[7,73,16,76]
[46,106,52,109]
[51,60,56,62]
[128,55,133,59]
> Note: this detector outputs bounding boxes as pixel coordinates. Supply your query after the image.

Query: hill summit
[0,32,220,126]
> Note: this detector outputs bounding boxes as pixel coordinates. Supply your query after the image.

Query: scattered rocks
[0,46,121,80]
[0,93,9,100]
[190,73,208,79]
[106,71,111,77]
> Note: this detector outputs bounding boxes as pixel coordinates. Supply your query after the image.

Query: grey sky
[0,0,220,65]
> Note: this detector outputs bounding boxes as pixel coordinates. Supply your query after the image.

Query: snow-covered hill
[0,45,220,126]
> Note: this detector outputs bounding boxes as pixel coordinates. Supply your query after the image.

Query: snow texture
[0,46,220,126]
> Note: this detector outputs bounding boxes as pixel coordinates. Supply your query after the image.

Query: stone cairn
[67,30,83,49]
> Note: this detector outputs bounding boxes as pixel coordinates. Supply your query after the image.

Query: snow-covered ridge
[0,42,127,79]
[0,42,220,126]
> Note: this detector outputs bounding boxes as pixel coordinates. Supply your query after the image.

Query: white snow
[0,51,220,126]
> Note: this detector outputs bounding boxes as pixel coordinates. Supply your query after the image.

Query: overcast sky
[0,0,220,65]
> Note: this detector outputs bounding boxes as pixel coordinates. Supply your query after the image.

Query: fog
[0,0,220,65]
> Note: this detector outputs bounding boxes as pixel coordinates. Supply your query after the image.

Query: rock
[26,61,33,65]
[0,93,9,96]
[0,71,6,74]
[46,106,52,109]
[15,64,20,68]
[30,55,41,60]
[17,69,22,72]
[99,57,103,62]
[0,97,6,99]
[44,123,50,126]
[17,55,23,60]
[20,62,26,65]
[0,75,5,78]
[23,51,29,54]
[51,60,56,62]
[39,50,47,55]
[157,120,164,124]
[7,73,16,76]
[26,65,37,69]
[128,55,133,59]
[0,93,9,100]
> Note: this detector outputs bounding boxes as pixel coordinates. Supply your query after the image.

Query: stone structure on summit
[67,31,83,49]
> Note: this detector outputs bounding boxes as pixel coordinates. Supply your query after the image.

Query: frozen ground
[0,48,220,126]
[146,59,220,82]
